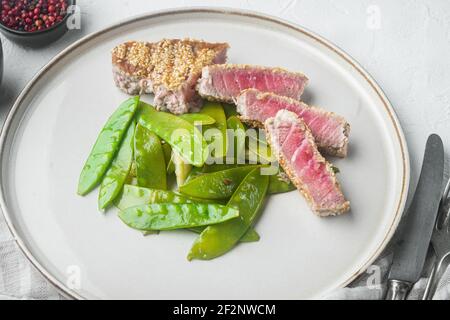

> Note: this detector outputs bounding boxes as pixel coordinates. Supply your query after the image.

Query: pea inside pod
[98,121,135,210]
[188,168,269,260]
[78,96,139,195]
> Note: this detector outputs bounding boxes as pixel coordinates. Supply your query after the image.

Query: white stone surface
[0,0,449,298]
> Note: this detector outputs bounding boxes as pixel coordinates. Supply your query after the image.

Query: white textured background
[0,0,449,299]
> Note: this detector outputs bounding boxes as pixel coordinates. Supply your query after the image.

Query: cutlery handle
[422,261,437,300]
[385,280,412,300]
[422,257,448,300]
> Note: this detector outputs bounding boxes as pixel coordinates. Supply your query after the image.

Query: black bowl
[0,0,76,47]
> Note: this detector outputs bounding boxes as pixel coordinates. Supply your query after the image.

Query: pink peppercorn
[0,0,69,32]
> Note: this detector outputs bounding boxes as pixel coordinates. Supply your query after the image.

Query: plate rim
[0,7,410,300]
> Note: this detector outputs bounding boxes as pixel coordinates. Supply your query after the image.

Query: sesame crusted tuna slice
[112,41,154,95]
[197,64,309,103]
[236,89,350,157]
[112,39,229,114]
[265,110,350,216]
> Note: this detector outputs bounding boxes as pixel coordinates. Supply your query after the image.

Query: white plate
[0,8,409,299]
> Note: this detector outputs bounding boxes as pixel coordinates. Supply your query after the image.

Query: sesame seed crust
[112,39,229,90]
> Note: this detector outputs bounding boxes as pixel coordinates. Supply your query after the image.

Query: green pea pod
[116,185,194,210]
[189,226,260,243]
[98,121,135,210]
[184,164,237,183]
[138,102,208,167]
[240,228,261,242]
[161,143,172,163]
[178,113,216,125]
[78,96,139,195]
[200,102,227,159]
[179,165,260,200]
[116,185,257,241]
[134,124,167,190]
[185,166,205,183]
[247,137,276,164]
[115,185,215,211]
[268,171,296,194]
[222,103,238,118]
[188,168,269,260]
[203,164,250,173]
[119,203,239,231]
[227,116,247,161]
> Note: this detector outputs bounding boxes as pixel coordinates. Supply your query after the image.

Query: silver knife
[385,134,444,300]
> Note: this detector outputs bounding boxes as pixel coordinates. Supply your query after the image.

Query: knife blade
[385,134,444,300]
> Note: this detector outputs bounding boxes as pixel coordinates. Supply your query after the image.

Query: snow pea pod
[138,102,208,167]
[203,163,250,173]
[185,166,204,183]
[134,123,167,190]
[78,96,139,195]
[161,143,172,163]
[268,171,296,194]
[184,163,238,183]
[248,136,276,164]
[185,164,254,183]
[179,165,260,200]
[178,113,216,125]
[115,185,197,210]
[98,121,135,210]
[239,228,261,242]
[200,102,227,159]
[188,168,269,260]
[227,116,246,161]
[115,185,257,241]
[118,203,239,231]
[189,226,260,243]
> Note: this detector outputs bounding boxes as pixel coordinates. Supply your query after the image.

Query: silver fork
[423,178,450,300]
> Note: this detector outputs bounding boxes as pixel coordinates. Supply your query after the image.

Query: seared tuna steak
[197,64,308,102]
[265,110,350,216]
[236,89,350,157]
[112,39,229,114]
